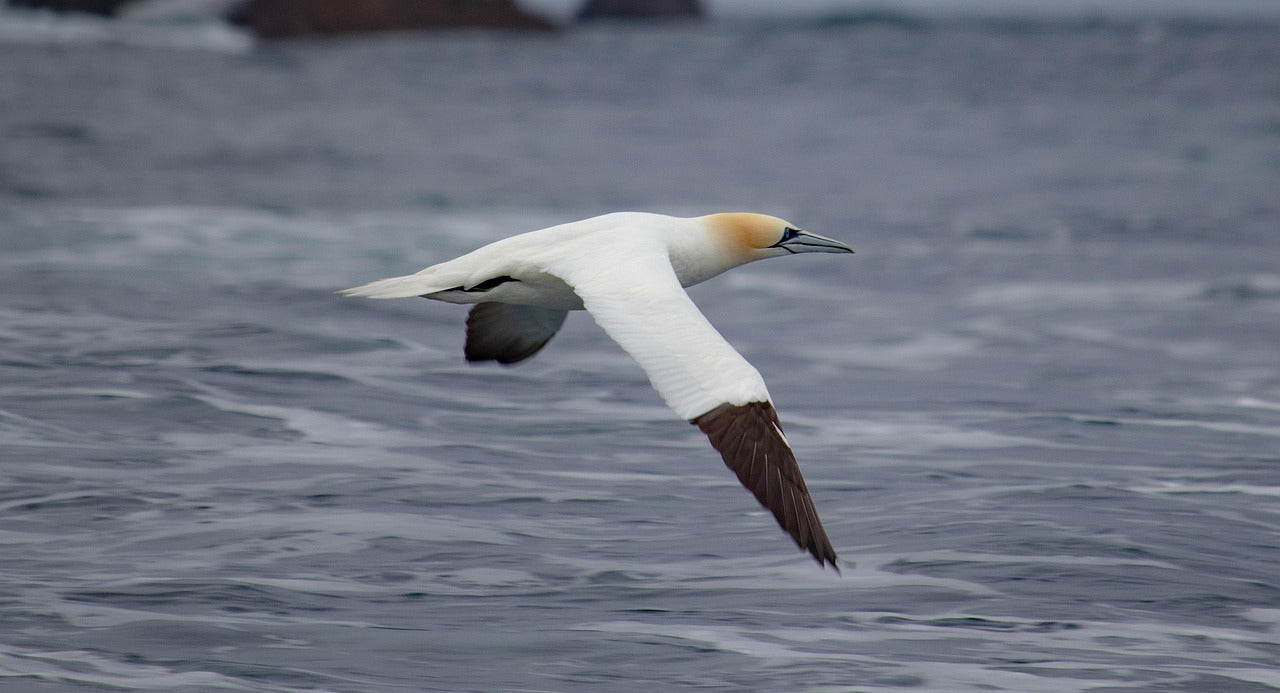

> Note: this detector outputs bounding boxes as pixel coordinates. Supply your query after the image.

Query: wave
[705,0,1280,25]
[0,1,252,52]
[6,0,1278,54]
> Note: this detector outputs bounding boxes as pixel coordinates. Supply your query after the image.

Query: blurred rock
[576,0,701,20]
[225,0,555,38]
[8,0,137,15]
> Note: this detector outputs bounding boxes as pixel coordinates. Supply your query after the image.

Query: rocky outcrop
[225,0,555,38]
[7,0,137,15]
[576,0,701,20]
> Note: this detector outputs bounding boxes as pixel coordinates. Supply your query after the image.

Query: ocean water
[2,9,1280,692]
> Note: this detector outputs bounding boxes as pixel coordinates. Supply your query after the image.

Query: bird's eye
[781,227,800,242]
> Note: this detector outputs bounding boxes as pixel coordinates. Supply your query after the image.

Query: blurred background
[2,1,1279,691]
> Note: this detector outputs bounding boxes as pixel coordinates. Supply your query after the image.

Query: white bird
[341,212,853,569]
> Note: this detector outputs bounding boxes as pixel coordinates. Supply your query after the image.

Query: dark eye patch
[769,228,803,251]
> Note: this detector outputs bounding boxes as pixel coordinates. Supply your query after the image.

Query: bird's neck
[667,223,754,288]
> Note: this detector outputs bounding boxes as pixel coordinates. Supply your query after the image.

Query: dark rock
[7,0,137,16]
[225,0,556,38]
[576,0,701,20]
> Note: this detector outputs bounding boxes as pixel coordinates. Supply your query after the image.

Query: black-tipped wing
[465,302,567,365]
[542,243,835,568]
[692,401,839,570]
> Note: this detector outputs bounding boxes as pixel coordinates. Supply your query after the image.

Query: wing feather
[543,245,838,569]
[694,402,839,569]
[465,303,567,364]
[542,243,768,419]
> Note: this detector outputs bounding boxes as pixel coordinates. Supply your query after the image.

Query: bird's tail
[338,271,458,299]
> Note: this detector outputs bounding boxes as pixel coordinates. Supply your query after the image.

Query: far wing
[543,246,839,569]
[465,303,567,365]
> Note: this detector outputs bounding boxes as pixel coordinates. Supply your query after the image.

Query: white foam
[0,646,303,692]
[966,280,1200,308]
[1234,397,1280,412]
[185,386,425,450]
[0,5,251,52]
[574,607,1280,691]
[1131,481,1280,498]
[798,412,1068,457]
[139,509,516,549]
[1066,413,1280,439]
[863,548,1182,571]
[811,332,982,371]
[0,206,577,293]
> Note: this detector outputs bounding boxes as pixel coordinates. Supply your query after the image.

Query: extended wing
[543,244,838,569]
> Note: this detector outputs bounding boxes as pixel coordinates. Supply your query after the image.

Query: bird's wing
[465,303,567,365]
[542,245,838,569]
[692,401,838,570]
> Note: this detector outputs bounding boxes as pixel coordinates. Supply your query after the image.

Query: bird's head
[702,212,854,262]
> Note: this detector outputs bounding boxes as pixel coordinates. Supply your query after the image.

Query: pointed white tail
[338,273,453,299]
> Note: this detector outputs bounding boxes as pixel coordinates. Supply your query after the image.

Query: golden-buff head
[700,212,854,260]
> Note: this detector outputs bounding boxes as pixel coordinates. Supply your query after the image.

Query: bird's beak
[774,230,855,255]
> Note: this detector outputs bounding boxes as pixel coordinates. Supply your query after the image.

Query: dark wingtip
[809,546,841,574]
[693,401,839,573]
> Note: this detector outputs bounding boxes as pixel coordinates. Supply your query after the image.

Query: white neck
[665,219,755,288]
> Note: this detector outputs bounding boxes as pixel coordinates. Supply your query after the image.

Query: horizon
[521,0,1280,21]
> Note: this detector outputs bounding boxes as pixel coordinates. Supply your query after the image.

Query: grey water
[3,9,1280,692]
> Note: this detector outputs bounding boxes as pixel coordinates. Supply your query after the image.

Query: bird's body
[341,212,762,309]
[342,211,853,569]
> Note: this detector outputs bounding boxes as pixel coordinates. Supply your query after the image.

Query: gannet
[341,212,853,569]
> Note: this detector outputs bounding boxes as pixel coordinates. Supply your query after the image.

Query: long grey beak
[775,230,855,254]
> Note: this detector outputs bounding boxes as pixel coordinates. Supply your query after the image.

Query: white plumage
[342,211,853,569]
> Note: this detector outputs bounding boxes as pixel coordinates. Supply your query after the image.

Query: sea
[2,4,1279,691]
